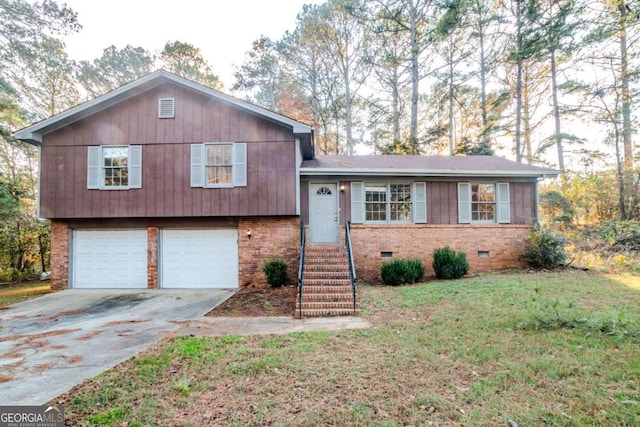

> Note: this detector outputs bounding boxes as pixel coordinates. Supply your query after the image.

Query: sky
[60,0,321,90]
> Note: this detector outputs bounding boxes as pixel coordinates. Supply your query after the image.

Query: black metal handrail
[298,221,306,319]
[345,221,357,315]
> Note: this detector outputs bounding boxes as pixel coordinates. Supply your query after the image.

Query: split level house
[14,70,557,316]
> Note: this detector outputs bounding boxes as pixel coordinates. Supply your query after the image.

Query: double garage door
[72,229,238,289]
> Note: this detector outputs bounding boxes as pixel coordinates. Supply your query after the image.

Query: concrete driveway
[0,289,235,405]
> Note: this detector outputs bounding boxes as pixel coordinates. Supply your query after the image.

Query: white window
[458,182,510,224]
[190,142,247,188]
[87,145,142,190]
[352,182,426,224]
[206,144,233,185]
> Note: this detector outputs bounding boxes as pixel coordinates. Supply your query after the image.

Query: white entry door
[310,183,339,243]
[161,229,238,288]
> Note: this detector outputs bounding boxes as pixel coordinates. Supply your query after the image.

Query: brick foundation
[238,217,301,288]
[50,220,69,291]
[350,224,533,283]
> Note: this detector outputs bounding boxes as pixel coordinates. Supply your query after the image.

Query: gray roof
[13,70,315,159]
[301,155,558,178]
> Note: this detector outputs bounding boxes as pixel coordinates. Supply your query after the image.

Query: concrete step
[304,272,350,281]
[303,279,352,286]
[303,285,353,294]
[295,308,360,318]
[297,301,359,310]
[304,263,350,272]
[301,292,355,302]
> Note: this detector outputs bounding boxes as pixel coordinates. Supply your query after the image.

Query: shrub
[404,258,425,284]
[599,220,640,250]
[524,227,568,268]
[380,258,425,286]
[263,259,287,287]
[432,246,469,280]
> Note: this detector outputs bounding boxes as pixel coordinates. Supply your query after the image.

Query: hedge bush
[524,227,568,268]
[432,246,469,280]
[380,258,425,286]
[263,259,287,287]
[599,220,640,250]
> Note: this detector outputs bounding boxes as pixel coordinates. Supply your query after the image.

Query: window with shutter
[458,182,510,224]
[87,145,142,190]
[190,142,247,188]
[351,181,423,224]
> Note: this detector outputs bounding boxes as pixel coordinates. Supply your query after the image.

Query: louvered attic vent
[158,98,175,118]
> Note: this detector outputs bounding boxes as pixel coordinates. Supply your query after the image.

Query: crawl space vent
[158,98,175,118]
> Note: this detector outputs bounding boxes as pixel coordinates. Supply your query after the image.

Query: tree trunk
[523,65,532,164]
[613,122,628,219]
[478,21,489,149]
[514,0,523,162]
[550,48,564,172]
[448,40,455,155]
[409,0,420,154]
[618,2,633,170]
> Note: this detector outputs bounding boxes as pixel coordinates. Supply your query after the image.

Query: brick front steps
[295,243,359,318]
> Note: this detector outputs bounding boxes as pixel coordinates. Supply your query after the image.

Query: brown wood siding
[427,181,458,224]
[510,182,536,225]
[41,83,297,218]
[299,180,537,226]
[300,181,309,224]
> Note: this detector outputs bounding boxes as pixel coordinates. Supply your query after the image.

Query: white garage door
[161,229,238,288]
[73,229,148,289]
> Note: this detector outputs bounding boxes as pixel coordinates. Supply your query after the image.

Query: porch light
[246,229,252,239]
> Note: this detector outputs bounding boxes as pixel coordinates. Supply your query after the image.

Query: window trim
[87,145,142,191]
[364,181,413,224]
[458,181,510,224]
[190,142,247,189]
[204,142,234,188]
[471,183,497,224]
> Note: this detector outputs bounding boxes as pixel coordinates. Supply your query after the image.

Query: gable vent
[158,98,175,119]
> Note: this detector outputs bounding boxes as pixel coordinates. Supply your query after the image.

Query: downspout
[37,145,42,219]
[534,177,541,227]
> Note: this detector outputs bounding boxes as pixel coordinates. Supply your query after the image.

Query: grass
[0,281,50,307]
[58,271,640,426]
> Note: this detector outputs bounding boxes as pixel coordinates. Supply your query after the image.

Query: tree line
[232,0,638,219]
[0,0,222,280]
[0,0,638,280]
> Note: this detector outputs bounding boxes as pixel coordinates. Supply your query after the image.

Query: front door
[310,183,339,243]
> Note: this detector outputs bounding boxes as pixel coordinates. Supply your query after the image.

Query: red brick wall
[350,224,533,282]
[48,218,300,291]
[238,217,301,288]
[147,227,158,289]
[50,220,69,291]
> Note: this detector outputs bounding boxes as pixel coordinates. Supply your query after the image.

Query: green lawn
[59,271,640,426]
[0,281,50,307]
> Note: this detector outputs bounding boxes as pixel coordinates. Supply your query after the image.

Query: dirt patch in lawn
[206,285,297,317]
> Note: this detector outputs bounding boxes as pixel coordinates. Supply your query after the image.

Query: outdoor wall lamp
[247,229,252,239]
[340,185,345,192]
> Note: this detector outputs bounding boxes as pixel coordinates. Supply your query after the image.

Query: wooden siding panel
[426,182,457,224]
[448,182,458,224]
[267,142,278,215]
[40,83,299,219]
[510,182,535,225]
[247,142,260,216]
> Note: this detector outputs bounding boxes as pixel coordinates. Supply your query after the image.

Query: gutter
[300,167,559,179]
